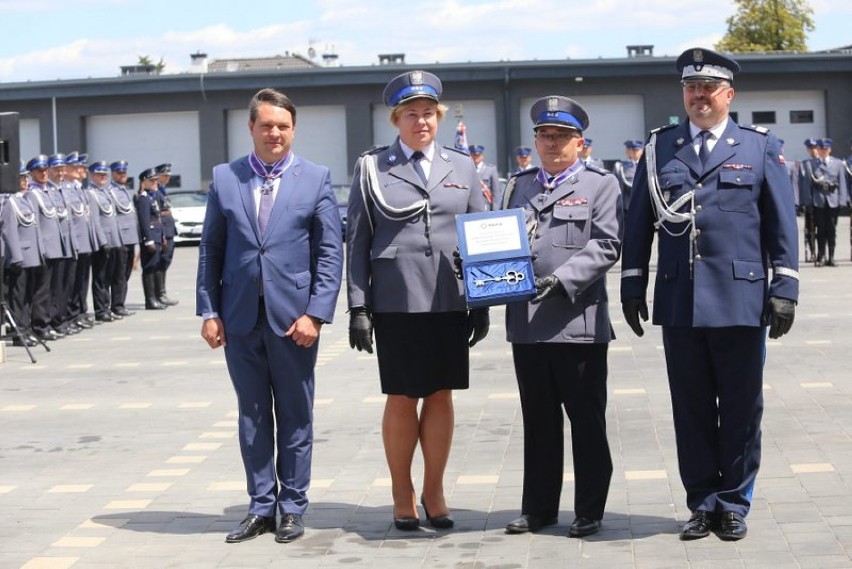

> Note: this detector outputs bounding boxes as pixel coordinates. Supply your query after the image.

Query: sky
[0,0,849,83]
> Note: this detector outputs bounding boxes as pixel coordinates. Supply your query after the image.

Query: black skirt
[373,311,469,398]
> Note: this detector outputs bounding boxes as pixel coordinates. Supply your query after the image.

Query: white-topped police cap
[530,95,589,132]
[677,47,740,83]
[382,70,442,108]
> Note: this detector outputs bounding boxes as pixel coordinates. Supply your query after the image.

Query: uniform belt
[161,209,172,214]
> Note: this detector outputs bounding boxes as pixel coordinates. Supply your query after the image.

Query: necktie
[411,151,427,185]
[257,179,274,238]
[697,130,711,168]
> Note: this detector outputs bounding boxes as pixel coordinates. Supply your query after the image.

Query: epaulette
[512,166,539,179]
[441,145,471,157]
[742,124,770,135]
[360,145,389,157]
[650,123,678,135]
[584,164,609,176]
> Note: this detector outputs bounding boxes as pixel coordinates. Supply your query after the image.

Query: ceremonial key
[474,270,525,287]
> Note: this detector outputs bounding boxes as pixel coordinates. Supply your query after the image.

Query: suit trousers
[813,206,839,259]
[91,247,116,316]
[7,265,33,331]
[223,303,317,517]
[111,245,133,309]
[73,253,93,317]
[31,260,55,335]
[160,237,175,272]
[512,342,612,520]
[662,326,765,517]
[51,257,76,329]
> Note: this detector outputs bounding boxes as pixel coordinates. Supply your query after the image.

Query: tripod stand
[1,200,49,363]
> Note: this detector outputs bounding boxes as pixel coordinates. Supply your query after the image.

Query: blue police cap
[382,70,442,108]
[804,138,818,147]
[77,153,89,166]
[26,155,49,171]
[139,167,159,181]
[65,151,79,165]
[677,47,740,83]
[583,138,593,147]
[817,138,833,147]
[48,153,67,167]
[155,163,172,175]
[89,161,110,174]
[110,160,128,172]
[468,145,485,154]
[20,160,28,175]
[530,95,589,132]
[624,140,643,149]
[515,146,532,156]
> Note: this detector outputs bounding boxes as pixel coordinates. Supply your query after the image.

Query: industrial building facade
[2,51,850,190]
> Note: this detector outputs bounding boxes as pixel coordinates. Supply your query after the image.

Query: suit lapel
[673,123,701,177]
[236,158,260,242]
[427,148,453,193]
[702,121,739,176]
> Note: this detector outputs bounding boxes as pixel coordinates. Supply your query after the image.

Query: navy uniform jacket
[800,156,849,209]
[504,165,623,343]
[27,184,68,260]
[621,120,799,327]
[136,189,164,245]
[109,183,140,246]
[157,184,177,239]
[347,140,488,313]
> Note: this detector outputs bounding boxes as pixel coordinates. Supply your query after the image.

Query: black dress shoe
[13,335,37,347]
[680,510,716,540]
[568,517,601,538]
[95,312,115,323]
[505,514,558,534]
[110,311,124,320]
[51,327,67,338]
[75,318,93,329]
[421,497,454,529]
[35,330,59,342]
[113,307,135,317]
[393,516,420,531]
[225,514,275,543]
[716,511,747,541]
[275,513,304,543]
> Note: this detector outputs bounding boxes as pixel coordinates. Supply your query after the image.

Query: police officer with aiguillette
[798,138,820,262]
[621,48,799,542]
[135,168,166,310]
[612,140,643,214]
[501,96,622,539]
[154,163,178,306]
[800,138,848,266]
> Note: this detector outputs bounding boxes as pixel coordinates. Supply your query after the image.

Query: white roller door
[228,105,348,186]
[19,118,41,160]
[731,90,825,162]
[86,111,201,189]
[520,95,645,164]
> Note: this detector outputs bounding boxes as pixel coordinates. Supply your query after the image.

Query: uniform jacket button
[694,254,702,261]
[695,205,703,212]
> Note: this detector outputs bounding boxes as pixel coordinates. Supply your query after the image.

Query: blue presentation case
[455,208,536,308]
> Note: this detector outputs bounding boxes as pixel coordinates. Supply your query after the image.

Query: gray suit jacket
[87,184,122,249]
[505,165,623,343]
[347,140,488,313]
[5,192,43,268]
[27,184,67,260]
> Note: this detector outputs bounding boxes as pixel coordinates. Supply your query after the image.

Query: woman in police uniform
[346,70,489,530]
[135,168,166,310]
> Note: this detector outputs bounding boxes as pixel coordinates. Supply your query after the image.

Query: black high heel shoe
[421,497,454,529]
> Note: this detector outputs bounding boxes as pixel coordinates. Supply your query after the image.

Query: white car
[168,190,207,243]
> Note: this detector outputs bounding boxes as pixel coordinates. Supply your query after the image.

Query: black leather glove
[530,274,564,304]
[767,297,795,339]
[348,307,373,353]
[622,298,648,337]
[452,247,464,280]
[467,308,490,347]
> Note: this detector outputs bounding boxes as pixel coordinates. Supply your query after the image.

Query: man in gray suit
[469,144,501,209]
[501,96,623,539]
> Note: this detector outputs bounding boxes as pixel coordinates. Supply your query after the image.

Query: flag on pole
[454,120,469,153]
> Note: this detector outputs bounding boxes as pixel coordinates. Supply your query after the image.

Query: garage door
[87,111,201,189]
[19,118,41,160]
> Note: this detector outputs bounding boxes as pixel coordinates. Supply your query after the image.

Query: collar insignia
[388,154,397,163]
[676,137,685,145]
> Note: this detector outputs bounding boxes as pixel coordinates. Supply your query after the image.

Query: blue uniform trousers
[223,303,317,517]
[662,326,765,517]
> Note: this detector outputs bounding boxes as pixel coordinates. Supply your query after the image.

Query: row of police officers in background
[0,154,179,349]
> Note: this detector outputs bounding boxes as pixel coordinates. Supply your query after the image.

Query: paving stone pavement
[2,218,852,569]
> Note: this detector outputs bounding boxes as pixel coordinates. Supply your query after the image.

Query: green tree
[716,0,814,53]
[137,55,166,74]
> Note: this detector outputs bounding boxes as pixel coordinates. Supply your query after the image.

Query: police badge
[410,70,423,85]
[547,97,559,116]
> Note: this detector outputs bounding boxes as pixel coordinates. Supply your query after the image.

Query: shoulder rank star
[676,138,685,145]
